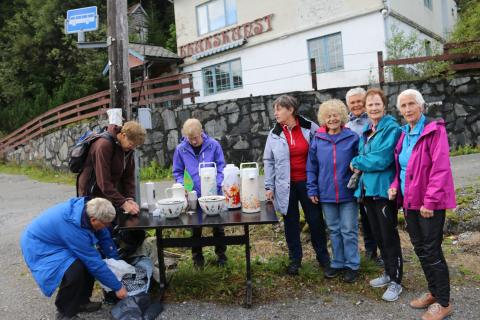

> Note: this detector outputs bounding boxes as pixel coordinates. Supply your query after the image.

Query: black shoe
[78,301,102,313]
[343,268,358,283]
[193,255,205,268]
[324,266,342,279]
[102,290,118,305]
[216,254,227,267]
[286,262,300,275]
[365,250,378,260]
[56,312,84,320]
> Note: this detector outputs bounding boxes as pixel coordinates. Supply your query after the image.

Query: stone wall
[4,76,480,170]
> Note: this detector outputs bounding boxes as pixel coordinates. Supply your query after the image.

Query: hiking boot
[78,301,102,313]
[369,273,391,287]
[421,303,453,320]
[55,312,84,320]
[410,292,437,309]
[216,254,228,267]
[382,281,403,302]
[343,268,358,283]
[193,256,205,269]
[286,262,300,276]
[324,267,342,279]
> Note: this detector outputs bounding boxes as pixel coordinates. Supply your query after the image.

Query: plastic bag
[101,258,136,292]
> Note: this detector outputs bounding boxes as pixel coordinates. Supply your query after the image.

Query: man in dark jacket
[21,197,128,320]
[77,121,146,215]
[172,118,227,267]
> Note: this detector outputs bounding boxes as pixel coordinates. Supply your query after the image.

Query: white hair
[86,198,116,222]
[397,89,425,111]
[345,87,366,101]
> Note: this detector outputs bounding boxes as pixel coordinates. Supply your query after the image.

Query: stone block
[166,130,179,151]
[251,103,265,112]
[162,109,177,130]
[218,102,239,115]
[233,138,250,150]
[204,117,227,138]
[449,77,470,87]
[228,112,239,125]
[231,117,251,135]
[58,142,69,161]
[178,109,191,125]
[151,131,164,144]
[454,104,468,117]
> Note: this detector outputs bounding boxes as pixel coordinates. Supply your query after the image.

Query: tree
[385,25,451,81]
[450,0,480,52]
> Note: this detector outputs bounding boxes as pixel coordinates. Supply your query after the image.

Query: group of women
[263,88,456,320]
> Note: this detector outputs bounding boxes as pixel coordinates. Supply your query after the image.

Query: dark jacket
[307,127,359,203]
[77,125,135,208]
[20,197,121,297]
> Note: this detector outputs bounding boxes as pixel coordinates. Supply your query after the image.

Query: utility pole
[107,0,132,120]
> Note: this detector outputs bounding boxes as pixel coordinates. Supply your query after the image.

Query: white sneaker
[382,282,403,302]
[369,273,390,288]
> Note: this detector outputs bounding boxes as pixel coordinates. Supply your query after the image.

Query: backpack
[69,128,114,174]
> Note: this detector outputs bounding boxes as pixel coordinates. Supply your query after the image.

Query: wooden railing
[0,73,198,154]
[377,40,480,85]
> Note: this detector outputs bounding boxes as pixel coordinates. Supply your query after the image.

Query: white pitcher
[240,162,261,213]
[165,183,187,211]
[199,162,217,196]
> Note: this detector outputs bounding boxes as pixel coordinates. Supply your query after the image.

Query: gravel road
[1,153,479,320]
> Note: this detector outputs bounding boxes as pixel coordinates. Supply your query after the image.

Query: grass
[450,145,480,157]
[0,162,76,185]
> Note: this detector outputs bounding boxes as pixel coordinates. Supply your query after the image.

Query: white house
[172,0,458,104]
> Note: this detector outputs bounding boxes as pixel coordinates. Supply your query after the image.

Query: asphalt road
[1,153,479,319]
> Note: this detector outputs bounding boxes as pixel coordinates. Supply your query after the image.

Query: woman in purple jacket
[388,89,456,320]
[307,99,360,283]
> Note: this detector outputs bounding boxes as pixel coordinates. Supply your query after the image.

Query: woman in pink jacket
[388,89,456,320]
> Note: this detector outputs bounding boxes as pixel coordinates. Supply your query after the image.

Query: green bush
[140,161,173,181]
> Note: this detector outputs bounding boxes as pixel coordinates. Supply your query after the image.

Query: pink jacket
[391,119,456,211]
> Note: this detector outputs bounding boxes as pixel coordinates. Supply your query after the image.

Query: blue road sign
[65,6,98,34]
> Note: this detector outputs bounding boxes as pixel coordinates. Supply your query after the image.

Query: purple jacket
[390,119,456,211]
[172,133,225,196]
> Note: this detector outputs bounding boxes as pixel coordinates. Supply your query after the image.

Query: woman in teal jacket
[350,88,402,302]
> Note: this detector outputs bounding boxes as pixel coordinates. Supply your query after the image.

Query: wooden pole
[310,58,317,91]
[377,51,385,87]
[107,0,132,120]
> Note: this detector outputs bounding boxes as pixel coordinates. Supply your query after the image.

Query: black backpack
[69,128,114,174]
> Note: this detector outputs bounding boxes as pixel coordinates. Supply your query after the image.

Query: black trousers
[359,203,378,255]
[363,197,403,284]
[55,259,94,317]
[405,209,450,306]
[191,226,226,260]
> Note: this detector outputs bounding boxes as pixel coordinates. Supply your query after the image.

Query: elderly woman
[307,99,360,283]
[264,95,330,276]
[173,118,227,267]
[388,89,455,320]
[350,88,403,302]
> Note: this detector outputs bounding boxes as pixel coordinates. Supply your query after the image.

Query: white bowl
[198,195,227,216]
[155,198,184,219]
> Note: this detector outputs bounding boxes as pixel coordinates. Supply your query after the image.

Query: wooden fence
[377,40,480,85]
[0,73,198,154]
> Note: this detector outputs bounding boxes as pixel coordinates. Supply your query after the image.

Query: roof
[129,43,180,60]
[128,3,147,16]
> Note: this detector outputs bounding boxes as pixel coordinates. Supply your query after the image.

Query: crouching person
[20,197,128,320]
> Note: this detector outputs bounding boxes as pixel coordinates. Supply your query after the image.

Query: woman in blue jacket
[307,99,360,283]
[350,88,403,302]
[20,197,127,319]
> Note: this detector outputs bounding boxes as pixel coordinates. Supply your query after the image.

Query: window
[196,0,237,35]
[202,59,242,95]
[424,0,432,10]
[424,40,432,56]
[308,33,344,73]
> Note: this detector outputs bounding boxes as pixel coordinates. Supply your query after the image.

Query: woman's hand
[309,196,319,204]
[350,163,357,172]
[265,190,274,202]
[420,206,434,218]
[388,188,397,200]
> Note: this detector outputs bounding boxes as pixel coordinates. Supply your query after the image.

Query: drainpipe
[382,0,391,81]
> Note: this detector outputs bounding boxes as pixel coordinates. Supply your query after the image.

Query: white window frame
[196,0,237,36]
[202,59,243,95]
[307,32,344,73]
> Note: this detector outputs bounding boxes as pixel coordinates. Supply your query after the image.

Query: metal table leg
[155,227,167,299]
[244,224,252,308]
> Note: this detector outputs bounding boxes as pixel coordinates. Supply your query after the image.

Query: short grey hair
[345,87,366,102]
[397,89,425,111]
[86,198,116,222]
